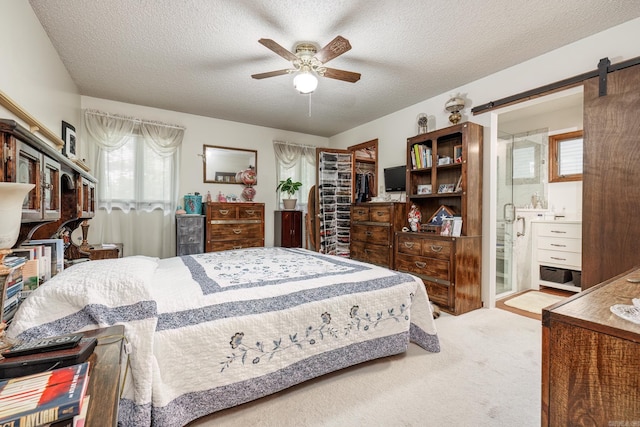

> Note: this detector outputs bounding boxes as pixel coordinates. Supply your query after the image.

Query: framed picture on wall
[62,121,77,159]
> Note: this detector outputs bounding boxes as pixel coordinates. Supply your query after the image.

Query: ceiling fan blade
[251,69,292,79]
[258,38,298,62]
[322,67,361,83]
[314,35,352,64]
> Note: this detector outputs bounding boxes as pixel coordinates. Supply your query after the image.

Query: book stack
[0,362,90,427]
[1,257,26,325]
[410,143,432,169]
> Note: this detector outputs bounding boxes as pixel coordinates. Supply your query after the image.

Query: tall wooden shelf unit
[394,122,483,315]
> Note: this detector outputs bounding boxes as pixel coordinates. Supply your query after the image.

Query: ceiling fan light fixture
[293,70,318,94]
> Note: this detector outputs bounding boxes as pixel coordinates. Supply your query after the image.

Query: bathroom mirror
[203,145,257,184]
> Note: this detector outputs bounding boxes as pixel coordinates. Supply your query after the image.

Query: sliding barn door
[582,64,640,288]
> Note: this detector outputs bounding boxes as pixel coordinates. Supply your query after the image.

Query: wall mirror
[203,145,257,184]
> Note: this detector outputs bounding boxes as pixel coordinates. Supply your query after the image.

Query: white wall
[80,96,328,247]
[330,17,640,307]
[0,0,81,150]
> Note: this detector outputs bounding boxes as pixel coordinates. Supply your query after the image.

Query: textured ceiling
[29,0,640,137]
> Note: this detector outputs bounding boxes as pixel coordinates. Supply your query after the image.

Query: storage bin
[184,194,202,215]
[571,270,582,287]
[540,266,572,283]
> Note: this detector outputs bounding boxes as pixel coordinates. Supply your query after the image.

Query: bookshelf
[395,122,483,315]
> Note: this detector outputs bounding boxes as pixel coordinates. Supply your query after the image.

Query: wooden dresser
[542,267,640,426]
[205,202,264,252]
[394,233,481,315]
[350,202,406,269]
[175,214,205,255]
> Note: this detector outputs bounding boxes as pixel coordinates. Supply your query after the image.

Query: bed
[7,247,440,426]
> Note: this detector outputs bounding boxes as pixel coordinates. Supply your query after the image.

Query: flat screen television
[384,165,407,192]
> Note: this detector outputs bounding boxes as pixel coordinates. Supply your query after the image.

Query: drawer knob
[430,245,443,252]
[365,231,373,236]
[376,212,384,217]
[233,229,242,234]
[550,256,566,261]
[219,209,230,215]
[246,210,255,215]
[415,261,426,268]
[233,245,242,249]
[550,230,566,234]
[357,210,365,214]
[550,244,566,247]
[403,242,415,249]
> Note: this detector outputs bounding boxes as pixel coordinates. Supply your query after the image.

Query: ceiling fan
[251,35,361,93]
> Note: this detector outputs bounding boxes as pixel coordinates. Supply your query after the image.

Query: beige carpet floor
[188,308,541,427]
[504,291,564,314]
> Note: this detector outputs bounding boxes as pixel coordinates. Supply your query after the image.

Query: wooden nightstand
[88,244,123,260]
[84,325,125,427]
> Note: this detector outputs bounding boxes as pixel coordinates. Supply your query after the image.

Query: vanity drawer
[536,222,581,239]
[537,249,581,267]
[538,236,581,253]
[351,206,370,222]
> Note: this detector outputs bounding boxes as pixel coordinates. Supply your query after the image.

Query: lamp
[0,182,33,335]
[445,95,466,125]
[293,66,318,94]
[0,183,34,266]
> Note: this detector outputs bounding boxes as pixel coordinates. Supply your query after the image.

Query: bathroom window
[549,130,583,182]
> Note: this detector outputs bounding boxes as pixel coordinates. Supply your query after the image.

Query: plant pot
[283,199,297,210]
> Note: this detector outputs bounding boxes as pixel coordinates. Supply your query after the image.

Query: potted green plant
[276,177,303,210]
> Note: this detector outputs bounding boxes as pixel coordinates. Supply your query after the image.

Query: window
[549,130,583,182]
[273,141,316,211]
[99,132,176,212]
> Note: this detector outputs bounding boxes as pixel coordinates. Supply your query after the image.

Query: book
[0,362,89,426]
[22,240,64,278]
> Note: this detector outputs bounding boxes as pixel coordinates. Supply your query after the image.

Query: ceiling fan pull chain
[308,93,312,117]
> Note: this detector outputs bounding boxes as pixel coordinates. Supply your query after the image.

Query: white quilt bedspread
[7,247,440,426]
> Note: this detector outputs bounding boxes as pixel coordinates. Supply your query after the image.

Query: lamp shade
[0,182,34,248]
[293,71,318,94]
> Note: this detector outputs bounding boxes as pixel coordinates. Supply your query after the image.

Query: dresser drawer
[350,241,390,267]
[177,218,204,243]
[420,238,452,260]
[395,254,450,283]
[351,206,370,222]
[351,224,390,245]
[396,235,422,256]
[209,206,238,219]
[210,223,263,240]
[213,239,263,251]
[424,280,451,308]
[238,205,263,219]
[538,249,581,267]
[538,236,581,253]
[536,222,581,239]
[368,205,392,223]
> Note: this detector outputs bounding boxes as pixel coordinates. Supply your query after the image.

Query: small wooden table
[84,325,125,427]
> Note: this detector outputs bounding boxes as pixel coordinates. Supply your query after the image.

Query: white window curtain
[273,141,316,212]
[84,110,185,258]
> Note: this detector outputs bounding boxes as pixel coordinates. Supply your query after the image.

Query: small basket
[540,266,572,283]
